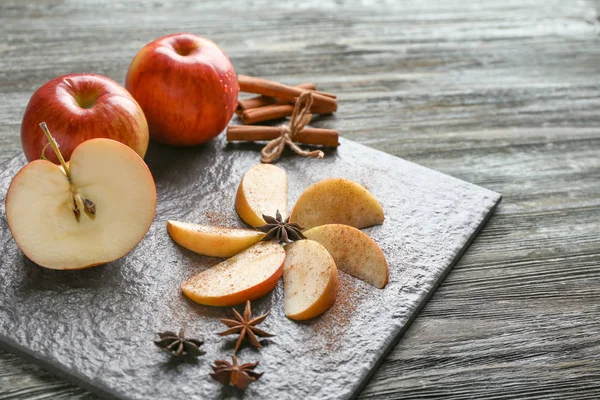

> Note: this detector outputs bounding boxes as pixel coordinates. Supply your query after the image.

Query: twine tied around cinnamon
[260,91,325,163]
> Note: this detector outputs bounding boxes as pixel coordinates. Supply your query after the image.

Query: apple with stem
[126,33,239,146]
[6,122,156,270]
[21,73,149,163]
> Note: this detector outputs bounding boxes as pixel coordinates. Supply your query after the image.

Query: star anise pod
[218,300,274,353]
[154,329,205,357]
[210,355,263,390]
[256,210,306,243]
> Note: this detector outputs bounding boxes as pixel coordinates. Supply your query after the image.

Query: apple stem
[39,122,71,180]
[39,122,96,221]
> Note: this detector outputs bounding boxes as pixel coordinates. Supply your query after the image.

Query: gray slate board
[0,136,500,400]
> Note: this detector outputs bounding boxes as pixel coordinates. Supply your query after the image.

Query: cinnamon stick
[240,101,339,124]
[238,75,337,114]
[240,104,326,125]
[227,125,339,147]
[237,83,316,113]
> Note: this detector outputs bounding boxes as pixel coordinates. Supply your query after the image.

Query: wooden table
[1,1,599,398]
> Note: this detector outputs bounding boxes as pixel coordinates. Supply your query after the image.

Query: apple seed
[83,198,96,215]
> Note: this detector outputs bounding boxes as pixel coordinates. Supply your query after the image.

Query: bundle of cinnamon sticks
[227,75,339,148]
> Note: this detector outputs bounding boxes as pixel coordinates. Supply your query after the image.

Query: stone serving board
[0,136,501,400]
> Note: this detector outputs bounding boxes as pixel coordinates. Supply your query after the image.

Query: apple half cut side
[289,178,384,230]
[181,241,285,307]
[235,164,288,226]
[6,137,156,270]
[283,240,339,320]
[167,221,264,257]
[304,224,389,288]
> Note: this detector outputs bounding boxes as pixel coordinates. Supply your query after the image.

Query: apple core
[39,122,96,222]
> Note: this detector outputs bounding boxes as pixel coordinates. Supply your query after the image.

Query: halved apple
[289,178,384,229]
[167,221,264,257]
[6,126,156,270]
[304,224,389,288]
[181,241,285,306]
[283,240,338,320]
[235,164,287,226]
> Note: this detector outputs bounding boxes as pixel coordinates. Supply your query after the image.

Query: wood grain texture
[1,0,599,399]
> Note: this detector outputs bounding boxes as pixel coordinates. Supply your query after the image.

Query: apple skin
[125,33,239,146]
[21,74,149,164]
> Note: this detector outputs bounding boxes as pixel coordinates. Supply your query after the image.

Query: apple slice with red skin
[303,224,389,288]
[167,221,264,258]
[126,33,239,146]
[283,240,339,320]
[236,164,288,226]
[6,124,156,270]
[21,73,149,163]
[289,178,384,230]
[181,241,285,307]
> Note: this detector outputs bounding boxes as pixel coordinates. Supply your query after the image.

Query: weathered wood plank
[1,0,600,398]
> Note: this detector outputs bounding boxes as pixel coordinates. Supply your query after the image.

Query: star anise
[218,300,274,353]
[256,210,306,243]
[154,329,205,357]
[210,355,263,390]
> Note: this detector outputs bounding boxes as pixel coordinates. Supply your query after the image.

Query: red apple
[21,74,149,163]
[125,33,239,146]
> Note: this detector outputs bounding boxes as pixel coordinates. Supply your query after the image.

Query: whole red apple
[125,33,239,146]
[21,74,149,163]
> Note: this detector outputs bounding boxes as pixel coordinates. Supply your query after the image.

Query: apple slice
[181,241,285,306]
[235,164,287,226]
[283,240,338,320]
[6,123,156,270]
[289,178,384,229]
[167,221,264,257]
[304,224,389,288]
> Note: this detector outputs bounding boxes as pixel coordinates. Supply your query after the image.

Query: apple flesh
[21,73,149,163]
[236,164,288,226]
[126,33,239,146]
[167,220,264,257]
[6,135,156,270]
[283,240,339,320]
[304,224,389,288]
[181,241,285,307]
[289,178,384,229]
